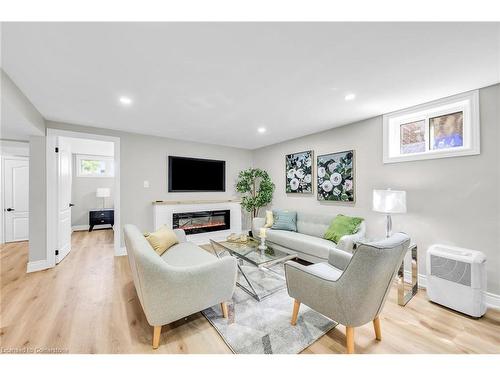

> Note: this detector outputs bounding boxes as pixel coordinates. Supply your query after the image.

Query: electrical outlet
[143,180,150,188]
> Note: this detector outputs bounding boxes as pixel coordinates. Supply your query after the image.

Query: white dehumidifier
[426,244,487,317]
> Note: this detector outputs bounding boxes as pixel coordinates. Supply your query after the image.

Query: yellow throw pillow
[144,226,179,256]
[264,210,274,228]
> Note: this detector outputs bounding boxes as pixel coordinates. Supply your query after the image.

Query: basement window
[383,90,480,163]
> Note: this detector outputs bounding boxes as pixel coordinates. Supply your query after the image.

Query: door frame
[46,128,121,268]
[1,155,30,244]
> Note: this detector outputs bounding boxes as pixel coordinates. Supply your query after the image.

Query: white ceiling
[62,137,114,157]
[2,22,499,149]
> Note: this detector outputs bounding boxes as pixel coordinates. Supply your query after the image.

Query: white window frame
[75,154,115,177]
[383,90,480,163]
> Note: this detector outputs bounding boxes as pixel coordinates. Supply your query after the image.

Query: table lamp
[96,188,110,208]
[372,189,406,237]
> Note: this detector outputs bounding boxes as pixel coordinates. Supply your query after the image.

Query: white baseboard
[404,271,499,310]
[72,224,112,232]
[72,224,88,231]
[484,292,500,310]
[115,246,127,256]
[403,270,427,288]
[26,259,52,273]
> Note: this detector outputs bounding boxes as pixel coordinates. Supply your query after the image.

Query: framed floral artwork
[317,150,354,202]
[285,150,313,193]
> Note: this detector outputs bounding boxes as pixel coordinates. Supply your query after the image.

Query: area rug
[201,264,337,354]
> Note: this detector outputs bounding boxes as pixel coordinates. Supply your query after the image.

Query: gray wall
[71,154,114,226]
[1,69,45,138]
[45,121,254,241]
[28,136,46,262]
[28,85,500,296]
[252,84,500,294]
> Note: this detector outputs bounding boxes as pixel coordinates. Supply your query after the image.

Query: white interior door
[56,138,72,263]
[4,158,29,242]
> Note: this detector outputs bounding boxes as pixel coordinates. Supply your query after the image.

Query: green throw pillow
[271,210,297,232]
[324,214,364,243]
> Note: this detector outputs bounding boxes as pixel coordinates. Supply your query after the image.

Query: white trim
[71,224,89,232]
[484,292,500,310]
[409,272,500,310]
[46,128,121,267]
[116,246,127,256]
[26,259,51,273]
[71,224,112,232]
[383,90,480,163]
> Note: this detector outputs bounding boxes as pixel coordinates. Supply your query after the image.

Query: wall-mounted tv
[168,156,226,192]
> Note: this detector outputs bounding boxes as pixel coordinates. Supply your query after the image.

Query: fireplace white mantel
[152,200,242,245]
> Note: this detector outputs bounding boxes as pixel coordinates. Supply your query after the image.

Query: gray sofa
[123,224,237,349]
[252,211,366,263]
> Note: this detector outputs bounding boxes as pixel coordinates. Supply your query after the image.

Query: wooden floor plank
[1,230,499,354]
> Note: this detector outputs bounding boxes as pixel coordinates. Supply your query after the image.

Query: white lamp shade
[372,189,406,214]
[96,188,111,198]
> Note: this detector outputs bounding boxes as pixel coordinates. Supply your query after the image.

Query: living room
[1,1,499,373]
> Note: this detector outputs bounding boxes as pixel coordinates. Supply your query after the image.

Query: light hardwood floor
[1,230,499,354]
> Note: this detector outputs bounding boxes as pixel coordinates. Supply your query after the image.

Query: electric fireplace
[172,210,231,235]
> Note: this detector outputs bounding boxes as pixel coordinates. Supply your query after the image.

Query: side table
[397,243,418,306]
[89,208,114,231]
[354,239,418,306]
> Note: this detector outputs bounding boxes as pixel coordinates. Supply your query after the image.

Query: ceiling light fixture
[257,127,267,134]
[345,93,356,101]
[119,96,132,105]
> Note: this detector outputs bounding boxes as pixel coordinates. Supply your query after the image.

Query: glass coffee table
[210,237,297,301]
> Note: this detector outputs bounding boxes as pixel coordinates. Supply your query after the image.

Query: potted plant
[236,168,274,235]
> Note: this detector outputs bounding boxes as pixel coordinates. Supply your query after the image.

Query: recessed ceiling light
[119,96,132,105]
[257,127,267,134]
[345,93,356,101]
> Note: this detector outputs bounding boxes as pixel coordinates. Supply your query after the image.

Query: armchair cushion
[160,242,216,267]
[328,247,353,270]
[305,262,343,281]
[324,214,364,243]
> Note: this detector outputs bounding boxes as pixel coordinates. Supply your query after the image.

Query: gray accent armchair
[124,224,237,349]
[284,232,410,353]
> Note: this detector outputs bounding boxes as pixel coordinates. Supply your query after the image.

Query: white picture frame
[383,90,480,163]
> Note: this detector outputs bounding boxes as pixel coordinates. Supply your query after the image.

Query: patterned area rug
[202,264,337,354]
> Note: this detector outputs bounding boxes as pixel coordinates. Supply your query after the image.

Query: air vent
[430,254,471,286]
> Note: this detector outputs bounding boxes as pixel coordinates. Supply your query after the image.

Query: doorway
[46,129,121,267]
[2,156,29,242]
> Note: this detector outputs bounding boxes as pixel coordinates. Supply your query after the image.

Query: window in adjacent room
[76,154,114,177]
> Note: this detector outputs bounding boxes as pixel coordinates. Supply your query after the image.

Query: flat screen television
[168,156,226,192]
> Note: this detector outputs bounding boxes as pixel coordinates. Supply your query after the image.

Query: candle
[259,227,266,239]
